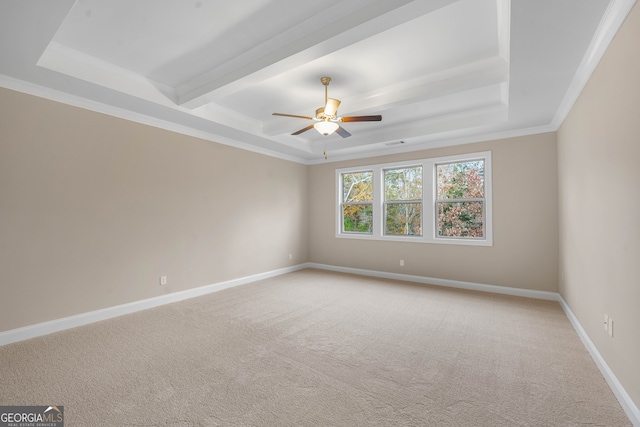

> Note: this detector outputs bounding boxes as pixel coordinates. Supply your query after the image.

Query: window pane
[343,204,373,233]
[437,201,484,237]
[437,161,484,199]
[384,167,422,201]
[342,172,373,203]
[385,203,422,236]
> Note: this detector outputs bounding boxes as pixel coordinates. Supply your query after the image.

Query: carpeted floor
[0,269,631,426]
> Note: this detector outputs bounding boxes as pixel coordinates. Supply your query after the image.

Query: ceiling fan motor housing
[316,100,341,120]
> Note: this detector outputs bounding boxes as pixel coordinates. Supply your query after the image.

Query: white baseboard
[307,263,559,300]
[558,295,640,427]
[0,264,309,347]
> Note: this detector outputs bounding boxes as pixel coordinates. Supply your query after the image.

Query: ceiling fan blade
[340,115,382,122]
[324,98,341,117]
[272,113,314,120]
[291,124,315,135]
[336,126,351,138]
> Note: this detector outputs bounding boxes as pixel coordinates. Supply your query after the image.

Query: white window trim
[336,151,492,246]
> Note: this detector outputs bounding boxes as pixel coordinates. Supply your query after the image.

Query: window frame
[336,151,492,246]
[340,169,374,235]
[383,165,423,237]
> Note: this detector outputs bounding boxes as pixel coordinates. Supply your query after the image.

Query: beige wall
[0,85,560,335]
[0,87,309,332]
[558,3,640,409]
[309,133,559,292]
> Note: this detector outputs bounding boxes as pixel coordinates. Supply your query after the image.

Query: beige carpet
[0,269,630,426]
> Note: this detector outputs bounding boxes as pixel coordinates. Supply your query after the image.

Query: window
[436,160,485,238]
[336,152,492,246]
[341,171,373,234]
[384,166,422,236]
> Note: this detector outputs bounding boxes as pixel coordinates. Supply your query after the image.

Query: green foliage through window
[342,171,373,233]
[384,167,422,236]
[343,204,373,233]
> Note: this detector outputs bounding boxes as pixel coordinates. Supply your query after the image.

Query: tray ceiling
[0,0,635,163]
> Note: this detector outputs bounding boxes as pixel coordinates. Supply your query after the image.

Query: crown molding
[551,0,638,129]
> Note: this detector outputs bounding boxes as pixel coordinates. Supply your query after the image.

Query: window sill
[335,233,493,246]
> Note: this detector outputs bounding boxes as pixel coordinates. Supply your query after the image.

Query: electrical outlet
[160,276,167,286]
[400,260,405,267]
[603,314,609,332]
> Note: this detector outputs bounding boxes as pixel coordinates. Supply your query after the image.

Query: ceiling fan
[272,77,382,138]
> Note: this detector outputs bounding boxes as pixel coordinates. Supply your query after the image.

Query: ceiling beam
[176,0,458,109]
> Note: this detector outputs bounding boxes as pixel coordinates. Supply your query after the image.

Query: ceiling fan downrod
[321,76,331,105]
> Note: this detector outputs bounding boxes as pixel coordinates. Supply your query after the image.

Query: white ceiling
[0,0,635,164]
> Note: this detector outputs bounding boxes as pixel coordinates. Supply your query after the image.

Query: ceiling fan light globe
[314,121,339,135]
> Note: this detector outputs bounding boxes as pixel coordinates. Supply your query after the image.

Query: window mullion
[423,160,435,241]
[435,198,484,203]
[372,165,383,238]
